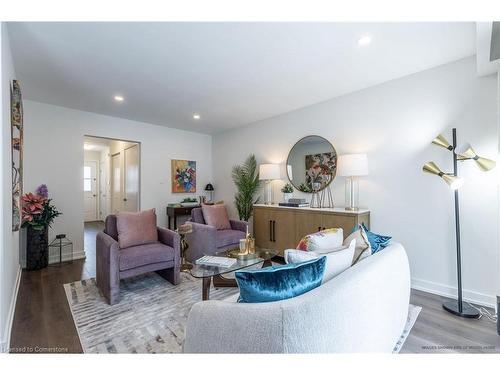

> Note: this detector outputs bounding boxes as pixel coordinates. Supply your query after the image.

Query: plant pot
[283,193,293,203]
[26,226,49,271]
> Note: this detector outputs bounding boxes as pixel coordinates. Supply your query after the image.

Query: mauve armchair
[96,214,181,305]
[185,207,248,262]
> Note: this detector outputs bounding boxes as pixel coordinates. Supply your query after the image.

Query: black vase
[26,226,49,271]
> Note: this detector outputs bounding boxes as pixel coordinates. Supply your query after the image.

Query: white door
[84,161,98,221]
[111,153,122,213]
[124,144,139,212]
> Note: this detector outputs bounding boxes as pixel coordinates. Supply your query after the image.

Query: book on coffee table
[195,256,237,268]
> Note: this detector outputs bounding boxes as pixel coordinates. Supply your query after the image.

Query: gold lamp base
[180,262,193,272]
[345,206,359,211]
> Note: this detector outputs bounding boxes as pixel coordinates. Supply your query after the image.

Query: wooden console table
[253,204,370,256]
[166,205,201,230]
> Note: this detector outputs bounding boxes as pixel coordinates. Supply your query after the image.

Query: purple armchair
[185,207,248,262]
[96,214,181,305]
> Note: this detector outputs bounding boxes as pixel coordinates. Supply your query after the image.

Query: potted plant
[281,183,294,202]
[21,184,61,270]
[231,154,261,221]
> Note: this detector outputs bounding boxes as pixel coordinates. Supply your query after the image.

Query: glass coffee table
[190,248,277,300]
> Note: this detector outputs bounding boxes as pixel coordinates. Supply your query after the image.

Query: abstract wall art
[171,159,196,193]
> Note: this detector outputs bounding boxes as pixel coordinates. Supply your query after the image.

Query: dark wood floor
[9,222,500,353]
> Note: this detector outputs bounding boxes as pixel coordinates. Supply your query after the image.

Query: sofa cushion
[216,229,246,248]
[361,223,392,253]
[116,209,158,249]
[344,224,371,264]
[104,215,119,241]
[191,208,206,224]
[284,239,356,283]
[202,204,231,230]
[296,228,343,251]
[235,257,326,303]
[119,242,175,271]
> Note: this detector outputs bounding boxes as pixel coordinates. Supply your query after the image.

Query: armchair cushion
[216,229,246,248]
[116,209,158,249]
[191,208,206,224]
[202,204,231,230]
[119,242,175,271]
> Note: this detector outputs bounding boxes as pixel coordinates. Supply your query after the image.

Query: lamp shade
[422,161,464,190]
[432,134,453,150]
[259,164,280,180]
[455,142,496,171]
[337,154,369,177]
[204,183,214,191]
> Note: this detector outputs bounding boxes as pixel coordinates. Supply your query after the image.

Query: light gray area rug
[64,273,421,353]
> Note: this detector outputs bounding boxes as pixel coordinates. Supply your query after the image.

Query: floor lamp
[422,128,496,318]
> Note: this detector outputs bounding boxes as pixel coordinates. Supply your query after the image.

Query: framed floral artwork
[11,80,23,231]
[171,159,196,193]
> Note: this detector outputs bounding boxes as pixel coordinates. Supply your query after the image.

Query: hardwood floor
[9,223,500,353]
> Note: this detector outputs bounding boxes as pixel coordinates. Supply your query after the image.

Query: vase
[26,226,49,271]
[283,193,293,203]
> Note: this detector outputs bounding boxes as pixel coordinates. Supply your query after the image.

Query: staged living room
[1,19,500,358]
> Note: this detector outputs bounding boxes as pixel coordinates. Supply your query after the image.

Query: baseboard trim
[0,265,22,353]
[48,249,86,265]
[411,277,496,308]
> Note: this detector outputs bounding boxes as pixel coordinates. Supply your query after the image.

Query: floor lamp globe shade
[259,164,280,205]
[337,154,368,210]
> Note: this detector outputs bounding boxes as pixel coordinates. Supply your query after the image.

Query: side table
[166,205,201,230]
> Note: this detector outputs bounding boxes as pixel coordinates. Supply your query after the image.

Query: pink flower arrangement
[21,192,46,223]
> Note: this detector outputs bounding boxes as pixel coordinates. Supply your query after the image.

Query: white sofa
[184,242,410,353]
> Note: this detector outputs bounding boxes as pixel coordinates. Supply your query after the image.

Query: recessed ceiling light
[114,95,124,102]
[357,36,372,46]
[193,113,201,120]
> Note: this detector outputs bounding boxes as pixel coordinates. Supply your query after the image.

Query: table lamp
[204,183,214,203]
[259,164,280,205]
[337,154,369,211]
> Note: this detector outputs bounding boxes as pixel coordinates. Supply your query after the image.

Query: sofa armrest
[96,231,121,304]
[158,226,181,267]
[185,221,217,262]
[184,300,284,353]
[230,219,248,233]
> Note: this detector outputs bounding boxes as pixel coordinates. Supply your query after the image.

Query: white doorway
[124,144,140,212]
[111,152,122,213]
[84,160,98,221]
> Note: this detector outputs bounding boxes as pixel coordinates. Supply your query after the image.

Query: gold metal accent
[455,142,496,171]
[432,134,452,150]
[178,223,193,272]
[422,162,463,189]
[422,161,442,176]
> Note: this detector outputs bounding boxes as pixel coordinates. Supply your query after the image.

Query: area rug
[64,273,421,353]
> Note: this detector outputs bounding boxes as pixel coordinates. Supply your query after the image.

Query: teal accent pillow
[361,223,392,253]
[235,257,326,303]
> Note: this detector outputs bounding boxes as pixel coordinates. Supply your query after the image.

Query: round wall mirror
[286,135,337,193]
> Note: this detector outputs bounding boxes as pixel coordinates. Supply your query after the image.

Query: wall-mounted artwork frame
[11,79,23,231]
[171,159,196,193]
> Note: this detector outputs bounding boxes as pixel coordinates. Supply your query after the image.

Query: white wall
[0,23,21,352]
[213,57,499,307]
[23,101,212,261]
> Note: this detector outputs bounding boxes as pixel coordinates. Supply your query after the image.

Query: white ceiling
[8,22,476,134]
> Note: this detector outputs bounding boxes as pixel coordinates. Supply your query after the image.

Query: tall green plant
[231,154,261,221]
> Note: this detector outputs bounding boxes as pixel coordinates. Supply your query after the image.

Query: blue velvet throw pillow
[235,257,326,303]
[361,223,392,254]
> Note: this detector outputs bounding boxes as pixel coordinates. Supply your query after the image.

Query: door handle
[269,220,272,242]
[123,198,127,202]
[272,220,276,242]
[92,194,96,197]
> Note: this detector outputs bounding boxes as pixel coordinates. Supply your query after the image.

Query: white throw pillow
[285,239,356,283]
[343,225,371,265]
[296,228,344,252]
